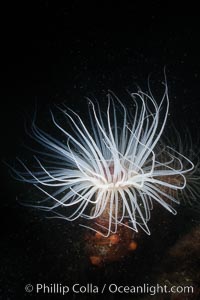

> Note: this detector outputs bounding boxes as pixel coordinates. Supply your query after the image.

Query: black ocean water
[1,6,200,300]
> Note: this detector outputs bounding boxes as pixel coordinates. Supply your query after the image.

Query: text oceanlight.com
[24,283,194,296]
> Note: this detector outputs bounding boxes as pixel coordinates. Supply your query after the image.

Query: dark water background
[1,4,200,300]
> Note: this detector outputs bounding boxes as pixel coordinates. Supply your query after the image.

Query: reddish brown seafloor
[84,219,139,267]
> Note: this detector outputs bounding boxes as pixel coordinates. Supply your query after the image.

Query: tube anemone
[11,80,194,236]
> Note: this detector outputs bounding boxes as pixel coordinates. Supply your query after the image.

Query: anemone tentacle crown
[12,79,195,237]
